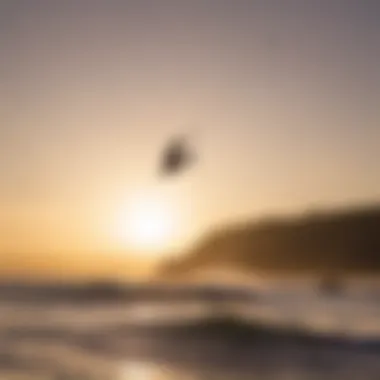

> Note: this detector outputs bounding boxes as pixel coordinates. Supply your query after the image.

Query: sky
[1,0,380,277]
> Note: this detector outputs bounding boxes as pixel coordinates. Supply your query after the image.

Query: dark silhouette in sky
[158,135,195,177]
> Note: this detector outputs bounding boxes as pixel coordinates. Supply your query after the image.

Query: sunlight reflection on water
[118,360,246,380]
[119,361,173,380]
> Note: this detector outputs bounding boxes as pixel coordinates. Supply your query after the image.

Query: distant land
[160,202,380,277]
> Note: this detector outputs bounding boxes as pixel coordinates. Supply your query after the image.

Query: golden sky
[1,1,380,278]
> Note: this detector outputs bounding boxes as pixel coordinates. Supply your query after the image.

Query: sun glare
[115,189,178,257]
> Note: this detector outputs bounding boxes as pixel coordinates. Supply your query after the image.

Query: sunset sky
[1,1,380,278]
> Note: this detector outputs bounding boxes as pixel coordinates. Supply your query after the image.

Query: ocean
[0,277,379,379]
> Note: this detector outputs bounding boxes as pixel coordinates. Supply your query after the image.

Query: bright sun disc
[115,191,177,255]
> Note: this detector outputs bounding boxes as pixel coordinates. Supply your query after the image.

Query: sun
[114,190,178,257]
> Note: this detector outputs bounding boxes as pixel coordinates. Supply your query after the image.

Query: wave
[1,281,380,379]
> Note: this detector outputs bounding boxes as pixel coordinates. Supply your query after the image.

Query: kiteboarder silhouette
[158,132,197,177]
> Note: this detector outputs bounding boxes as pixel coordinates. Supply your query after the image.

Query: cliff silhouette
[160,203,380,276]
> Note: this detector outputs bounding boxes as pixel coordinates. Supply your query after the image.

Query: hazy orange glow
[2,1,380,279]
